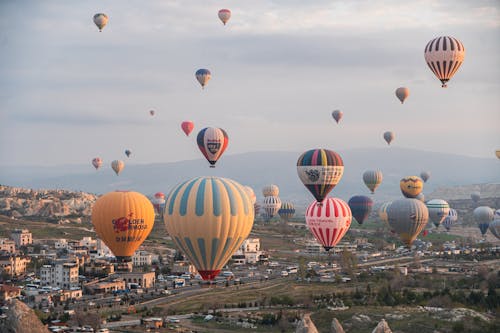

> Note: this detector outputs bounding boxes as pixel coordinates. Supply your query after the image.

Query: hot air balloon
[196,127,228,167]
[348,195,374,225]
[297,149,344,204]
[163,177,254,280]
[92,191,154,264]
[331,110,343,124]
[305,197,352,251]
[383,131,394,145]
[363,170,383,194]
[218,9,231,25]
[262,184,279,198]
[125,150,131,158]
[426,199,450,228]
[181,121,194,136]
[400,176,424,198]
[243,186,257,205]
[489,210,500,240]
[93,13,108,32]
[195,69,211,88]
[473,206,494,236]
[420,171,431,183]
[262,196,281,221]
[496,150,500,159]
[111,160,124,175]
[415,193,425,202]
[254,202,261,216]
[92,157,103,170]
[387,198,429,246]
[150,110,155,116]
[378,202,391,224]
[278,202,295,222]
[424,36,465,88]
[152,192,166,215]
[471,191,480,204]
[395,87,409,104]
[442,208,458,232]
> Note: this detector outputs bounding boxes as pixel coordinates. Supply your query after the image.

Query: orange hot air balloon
[91,191,155,263]
[181,121,194,136]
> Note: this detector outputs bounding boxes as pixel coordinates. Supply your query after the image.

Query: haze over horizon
[1,0,499,168]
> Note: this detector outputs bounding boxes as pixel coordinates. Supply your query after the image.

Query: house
[0,285,21,302]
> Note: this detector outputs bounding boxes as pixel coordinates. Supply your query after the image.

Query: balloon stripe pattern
[91,191,155,261]
[195,69,211,88]
[305,198,352,251]
[443,208,458,231]
[387,199,429,246]
[363,170,383,194]
[262,196,281,220]
[196,127,229,167]
[164,177,254,280]
[489,210,500,240]
[426,199,450,228]
[262,184,279,197]
[297,149,344,203]
[424,36,465,87]
[278,202,296,221]
[348,195,374,225]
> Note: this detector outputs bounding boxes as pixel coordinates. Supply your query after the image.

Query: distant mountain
[0,148,499,211]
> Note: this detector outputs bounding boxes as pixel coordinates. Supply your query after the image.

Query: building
[231,238,263,264]
[172,261,197,275]
[10,229,32,247]
[40,260,79,289]
[115,271,156,289]
[79,237,97,249]
[84,260,114,277]
[132,251,152,267]
[0,285,21,302]
[54,239,68,249]
[304,240,357,255]
[86,280,126,294]
[0,239,16,253]
[0,255,31,276]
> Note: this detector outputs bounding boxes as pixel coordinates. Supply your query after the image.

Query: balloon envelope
[218,9,231,25]
[331,110,343,124]
[93,13,108,31]
[297,149,344,203]
[181,121,194,136]
[262,184,279,197]
[473,206,494,236]
[420,171,431,183]
[489,210,500,240]
[383,131,394,145]
[163,177,254,280]
[400,176,424,198]
[278,202,295,221]
[395,87,409,104]
[195,69,211,88]
[378,202,391,225]
[442,208,458,231]
[426,199,450,228]
[348,195,374,225]
[196,127,229,167]
[243,186,257,205]
[92,157,103,170]
[471,191,480,203]
[387,198,429,246]
[305,198,352,251]
[496,150,500,159]
[262,196,281,220]
[424,36,465,87]
[111,160,124,175]
[92,191,154,261]
[125,150,131,158]
[363,170,383,194]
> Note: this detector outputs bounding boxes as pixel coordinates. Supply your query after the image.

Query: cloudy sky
[1,0,499,167]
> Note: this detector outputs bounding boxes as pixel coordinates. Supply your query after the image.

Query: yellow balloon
[91,191,155,262]
[164,177,254,280]
[496,150,500,159]
[400,176,424,198]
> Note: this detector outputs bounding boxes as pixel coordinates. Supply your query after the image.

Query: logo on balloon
[305,169,320,182]
[112,214,132,233]
[207,141,221,154]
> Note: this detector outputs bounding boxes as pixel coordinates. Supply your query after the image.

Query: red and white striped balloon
[305,197,352,251]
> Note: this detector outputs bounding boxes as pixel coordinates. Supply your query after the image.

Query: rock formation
[296,313,319,333]
[371,319,392,333]
[330,318,345,333]
[0,299,49,333]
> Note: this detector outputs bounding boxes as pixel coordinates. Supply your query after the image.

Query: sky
[0,0,499,167]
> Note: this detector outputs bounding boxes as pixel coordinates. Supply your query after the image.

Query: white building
[304,239,357,255]
[96,239,112,257]
[80,237,97,249]
[132,250,152,267]
[55,239,68,249]
[232,238,263,264]
[10,229,32,247]
[40,261,79,289]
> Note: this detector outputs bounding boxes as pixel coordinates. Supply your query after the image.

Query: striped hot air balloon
[218,9,231,25]
[473,206,494,236]
[387,199,429,246]
[378,202,391,224]
[164,177,254,280]
[426,199,450,228]
[196,127,228,167]
[489,210,500,240]
[278,202,296,222]
[348,195,374,225]
[152,192,166,216]
[92,191,155,263]
[305,197,352,251]
[442,208,458,231]
[424,36,465,88]
[262,196,281,221]
[195,69,211,88]
[363,170,383,194]
[243,186,257,205]
[297,149,344,204]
